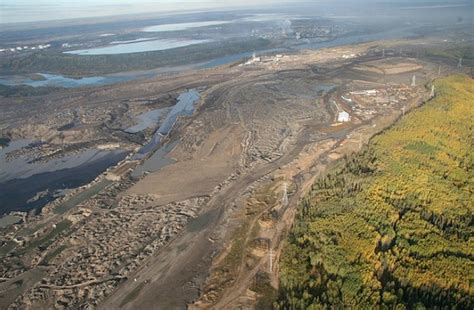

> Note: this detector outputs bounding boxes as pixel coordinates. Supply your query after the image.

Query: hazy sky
[0,0,294,24]
[1,0,471,24]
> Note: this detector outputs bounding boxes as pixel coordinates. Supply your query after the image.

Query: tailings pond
[0,140,128,216]
[64,39,212,56]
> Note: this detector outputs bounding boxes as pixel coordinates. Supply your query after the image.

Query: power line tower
[282,182,288,207]
[269,246,275,273]
[411,75,417,87]
[458,57,463,68]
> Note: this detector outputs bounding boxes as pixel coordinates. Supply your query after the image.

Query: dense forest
[277,75,473,309]
[0,38,271,77]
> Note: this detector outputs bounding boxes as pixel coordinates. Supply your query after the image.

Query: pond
[64,38,212,55]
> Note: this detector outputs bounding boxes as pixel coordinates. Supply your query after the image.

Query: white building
[350,90,378,96]
[338,111,351,122]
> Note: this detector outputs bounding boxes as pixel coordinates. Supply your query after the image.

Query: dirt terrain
[100,46,446,309]
[0,38,465,309]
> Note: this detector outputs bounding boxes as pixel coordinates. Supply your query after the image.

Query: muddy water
[137,89,200,155]
[131,90,201,177]
[125,108,169,134]
[0,142,123,183]
[0,140,128,215]
[132,141,178,177]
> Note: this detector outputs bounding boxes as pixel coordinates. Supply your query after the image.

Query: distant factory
[0,44,51,54]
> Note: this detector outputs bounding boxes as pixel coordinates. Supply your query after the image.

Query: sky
[1,0,471,24]
[0,0,293,24]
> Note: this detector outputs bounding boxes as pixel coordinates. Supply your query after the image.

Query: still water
[64,38,212,55]
[0,140,128,215]
[138,89,200,155]
[0,73,135,88]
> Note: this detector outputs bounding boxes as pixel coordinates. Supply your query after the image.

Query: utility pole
[438,65,441,76]
[430,85,435,98]
[411,75,416,87]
